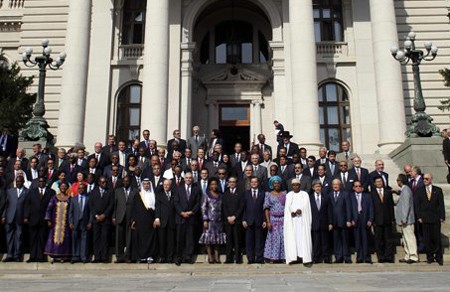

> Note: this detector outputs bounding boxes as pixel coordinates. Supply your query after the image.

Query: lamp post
[390,31,440,137]
[19,39,66,142]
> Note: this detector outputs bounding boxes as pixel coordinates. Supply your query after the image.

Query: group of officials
[0,125,446,266]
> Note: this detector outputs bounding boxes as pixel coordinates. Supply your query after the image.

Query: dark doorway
[219,126,250,154]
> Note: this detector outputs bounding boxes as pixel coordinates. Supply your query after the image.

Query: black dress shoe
[385,259,395,263]
[438,261,444,266]
[399,259,408,263]
[26,258,36,263]
[175,259,181,266]
[334,259,343,264]
[365,260,373,264]
[356,260,363,264]
[115,259,125,263]
[82,259,90,264]
[15,258,21,262]
[427,260,433,264]
[303,262,313,268]
[92,259,102,263]
[224,260,233,264]
[406,259,417,264]
[3,257,14,263]
[344,259,352,264]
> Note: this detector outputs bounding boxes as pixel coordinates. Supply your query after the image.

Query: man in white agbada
[284,179,313,265]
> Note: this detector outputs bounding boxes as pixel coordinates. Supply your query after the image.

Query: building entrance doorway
[219,104,250,153]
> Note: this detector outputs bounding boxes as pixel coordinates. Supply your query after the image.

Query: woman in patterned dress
[263,176,287,263]
[44,182,72,262]
[198,178,226,263]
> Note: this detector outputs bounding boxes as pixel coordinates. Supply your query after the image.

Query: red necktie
[412,180,417,191]
[48,170,52,180]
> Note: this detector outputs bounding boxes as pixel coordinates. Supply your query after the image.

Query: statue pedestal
[390,137,447,183]
[18,140,57,159]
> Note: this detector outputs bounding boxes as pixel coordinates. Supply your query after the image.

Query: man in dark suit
[442,129,450,177]
[204,151,226,178]
[233,151,250,179]
[187,126,207,159]
[222,176,244,263]
[26,157,40,182]
[316,164,332,195]
[55,148,68,171]
[24,177,55,262]
[334,160,355,192]
[154,179,177,263]
[230,143,243,167]
[89,177,114,263]
[112,176,137,263]
[103,153,124,179]
[137,147,150,171]
[173,172,201,265]
[325,150,338,180]
[31,143,48,167]
[76,148,89,171]
[256,134,272,160]
[348,156,370,191]
[167,129,187,157]
[88,142,109,171]
[107,165,123,191]
[207,129,224,158]
[310,180,333,263]
[330,179,352,263]
[150,164,165,193]
[242,176,265,264]
[180,148,193,173]
[138,129,151,155]
[8,148,29,173]
[409,165,425,252]
[417,173,446,265]
[69,183,92,263]
[315,147,329,167]
[369,160,390,190]
[371,176,395,263]
[86,157,103,180]
[303,156,318,179]
[63,154,83,184]
[276,131,299,159]
[349,181,373,263]
[278,156,295,183]
[0,127,17,159]
[45,158,59,186]
[287,163,311,193]
[2,176,29,262]
[102,134,118,158]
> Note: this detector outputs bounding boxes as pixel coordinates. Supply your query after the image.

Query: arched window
[116,84,142,144]
[313,0,343,42]
[199,20,269,65]
[121,0,147,44]
[319,83,351,151]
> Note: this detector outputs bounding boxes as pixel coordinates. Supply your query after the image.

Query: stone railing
[316,42,348,57]
[119,44,144,59]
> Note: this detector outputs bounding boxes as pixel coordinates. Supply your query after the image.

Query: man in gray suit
[69,183,92,263]
[112,176,137,263]
[336,140,358,169]
[287,163,312,193]
[395,173,418,264]
[2,176,28,262]
[250,154,267,183]
[187,126,207,159]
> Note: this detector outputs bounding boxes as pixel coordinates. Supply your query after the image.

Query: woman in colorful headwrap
[263,175,287,263]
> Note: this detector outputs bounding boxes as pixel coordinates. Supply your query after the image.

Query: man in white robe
[284,179,313,266]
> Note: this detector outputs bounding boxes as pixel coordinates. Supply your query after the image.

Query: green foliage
[0,62,36,135]
[438,68,450,112]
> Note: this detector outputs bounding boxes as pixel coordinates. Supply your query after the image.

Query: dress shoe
[356,260,363,264]
[399,259,408,263]
[344,259,352,264]
[406,259,417,264]
[26,258,36,263]
[427,260,433,264]
[247,260,254,264]
[438,260,444,266]
[92,259,102,263]
[82,259,90,264]
[175,259,181,266]
[385,259,395,263]
[224,260,233,264]
[115,259,125,264]
[236,260,242,264]
[365,260,373,264]
[323,259,332,264]
[70,259,80,264]
[3,257,14,263]
[303,262,313,268]
[334,259,343,264]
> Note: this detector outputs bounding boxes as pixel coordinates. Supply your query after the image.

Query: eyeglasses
[218,173,226,175]
[424,177,431,180]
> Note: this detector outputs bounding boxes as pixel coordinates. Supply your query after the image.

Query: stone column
[56,0,92,148]
[141,0,170,146]
[180,42,195,140]
[370,0,406,152]
[207,101,218,133]
[251,100,262,143]
[289,0,321,150]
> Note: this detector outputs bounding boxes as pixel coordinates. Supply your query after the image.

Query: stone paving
[0,263,448,291]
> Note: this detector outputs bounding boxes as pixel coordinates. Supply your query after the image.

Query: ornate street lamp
[19,39,66,142]
[390,31,440,137]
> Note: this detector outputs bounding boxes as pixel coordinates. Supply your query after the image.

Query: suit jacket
[63,164,84,184]
[277,142,299,159]
[89,188,114,223]
[251,165,268,183]
[204,161,226,178]
[230,153,241,167]
[317,176,332,196]
[150,175,165,193]
[3,187,29,224]
[180,157,193,172]
[349,192,373,225]
[167,138,187,157]
[107,176,123,191]
[315,158,329,168]
[336,151,358,168]
[136,156,150,170]
[287,175,312,193]
[334,171,355,192]
[222,188,245,223]
[88,153,109,170]
[395,185,415,225]
[55,157,69,171]
[103,164,124,179]
[174,183,201,225]
[371,188,395,226]
[278,164,295,182]
[233,161,250,179]
[8,157,29,172]
[369,170,390,190]
[155,188,177,229]
[76,158,89,171]
[24,187,55,227]
[187,135,207,159]
[303,166,318,179]
[443,137,450,161]
[46,168,59,186]
[310,192,333,231]
[325,161,339,180]
[69,193,91,229]
[113,187,137,224]
[417,185,445,224]
[348,167,370,191]
[256,144,272,158]
[242,189,265,226]
[330,190,351,228]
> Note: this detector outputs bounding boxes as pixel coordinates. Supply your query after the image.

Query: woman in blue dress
[263,176,287,263]
[199,178,226,263]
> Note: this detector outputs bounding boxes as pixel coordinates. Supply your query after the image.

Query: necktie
[186,186,191,200]
[412,179,417,191]
[193,172,197,181]
[100,189,104,198]
[330,163,335,174]
[254,165,257,172]
[166,191,171,200]
[125,189,130,201]
[282,165,285,173]
[342,173,347,188]
[356,168,361,180]
[187,158,191,165]
[378,189,384,203]
[48,170,52,180]
[357,194,362,213]
[426,187,432,201]
[113,177,117,188]
[231,188,235,195]
[316,195,321,210]
[261,144,264,153]
[334,192,338,202]
[195,135,199,144]
[345,152,349,160]
[79,196,84,213]
[252,190,257,202]
[202,181,207,193]
[40,189,44,199]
